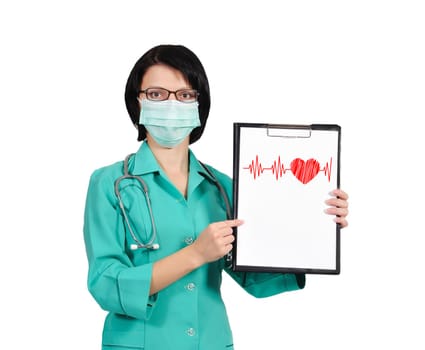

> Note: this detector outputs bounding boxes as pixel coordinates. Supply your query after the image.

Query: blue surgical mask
[139,99,201,148]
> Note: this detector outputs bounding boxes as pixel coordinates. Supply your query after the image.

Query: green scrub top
[83,142,305,350]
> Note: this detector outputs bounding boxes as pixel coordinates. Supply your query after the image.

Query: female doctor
[83,44,349,350]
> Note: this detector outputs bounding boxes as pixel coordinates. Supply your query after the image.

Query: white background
[1,1,424,349]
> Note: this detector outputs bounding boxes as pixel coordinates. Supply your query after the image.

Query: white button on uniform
[186,327,196,336]
[186,282,196,291]
[184,237,194,245]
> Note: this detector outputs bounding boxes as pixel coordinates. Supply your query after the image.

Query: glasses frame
[138,87,200,103]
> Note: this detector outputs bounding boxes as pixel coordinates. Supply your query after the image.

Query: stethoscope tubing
[114,154,158,250]
[114,153,232,260]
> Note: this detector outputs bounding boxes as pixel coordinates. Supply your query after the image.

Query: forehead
[141,64,190,89]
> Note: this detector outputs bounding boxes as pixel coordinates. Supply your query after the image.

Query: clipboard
[232,123,341,274]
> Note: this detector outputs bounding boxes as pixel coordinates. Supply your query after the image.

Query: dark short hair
[124,44,211,143]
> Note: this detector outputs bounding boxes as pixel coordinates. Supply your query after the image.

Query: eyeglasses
[139,87,199,103]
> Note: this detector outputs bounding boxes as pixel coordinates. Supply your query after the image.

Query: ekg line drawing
[242,155,333,184]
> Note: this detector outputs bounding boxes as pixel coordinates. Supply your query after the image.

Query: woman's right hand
[192,219,244,264]
[150,219,244,295]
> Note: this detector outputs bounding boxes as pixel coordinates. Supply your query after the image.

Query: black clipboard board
[232,123,341,274]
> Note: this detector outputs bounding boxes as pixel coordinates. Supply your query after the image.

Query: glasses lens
[144,88,169,101]
[176,89,199,103]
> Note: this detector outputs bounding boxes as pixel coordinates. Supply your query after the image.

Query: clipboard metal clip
[266,126,312,138]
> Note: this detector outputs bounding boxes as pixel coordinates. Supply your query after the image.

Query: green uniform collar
[130,141,216,185]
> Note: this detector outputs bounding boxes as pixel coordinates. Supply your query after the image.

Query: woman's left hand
[325,189,349,228]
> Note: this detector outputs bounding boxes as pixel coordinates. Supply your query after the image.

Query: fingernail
[329,189,337,196]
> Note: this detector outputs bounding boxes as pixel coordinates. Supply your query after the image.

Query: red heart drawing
[290,158,320,184]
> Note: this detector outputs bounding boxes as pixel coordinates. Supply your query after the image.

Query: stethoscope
[114,153,233,257]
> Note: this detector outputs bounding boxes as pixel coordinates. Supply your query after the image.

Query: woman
[83,44,349,349]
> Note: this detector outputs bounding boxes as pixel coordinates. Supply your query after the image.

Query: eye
[177,89,198,102]
[146,88,167,101]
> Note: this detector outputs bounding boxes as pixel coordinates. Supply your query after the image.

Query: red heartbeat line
[243,155,333,183]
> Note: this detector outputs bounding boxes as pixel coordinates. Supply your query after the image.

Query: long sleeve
[225,268,305,298]
[83,167,157,320]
